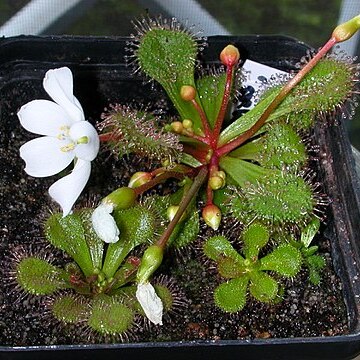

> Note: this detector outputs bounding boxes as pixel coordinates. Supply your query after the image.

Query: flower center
[58,125,90,152]
[57,125,70,140]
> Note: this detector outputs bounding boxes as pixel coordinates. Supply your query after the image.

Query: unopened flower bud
[170,121,184,134]
[202,204,222,230]
[220,45,240,67]
[137,244,164,284]
[209,176,224,190]
[205,149,213,163]
[128,172,152,188]
[215,170,226,180]
[161,158,171,167]
[180,85,196,101]
[182,119,193,130]
[104,186,136,210]
[333,14,360,43]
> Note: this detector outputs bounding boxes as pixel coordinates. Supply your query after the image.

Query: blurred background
[0,0,360,148]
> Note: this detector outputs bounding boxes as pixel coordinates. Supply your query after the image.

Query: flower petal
[136,282,163,325]
[20,137,74,177]
[91,203,120,243]
[48,159,91,217]
[43,67,85,123]
[18,99,72,136]
[70,121,100,161]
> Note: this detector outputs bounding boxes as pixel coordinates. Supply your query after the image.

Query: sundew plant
[13,15,360,339]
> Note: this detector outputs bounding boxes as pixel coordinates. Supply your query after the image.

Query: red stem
[212,65,234,145]
[183,131,211,145]
[190,99,212,139]
[216,36,338,158]
[183,144,208,164]
[133,170,191,196]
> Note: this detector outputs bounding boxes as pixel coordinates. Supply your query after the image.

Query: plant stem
[190,99,212,140]
[215,36,338,157]
[133,170,191,196]
[182,144,208,164]
[182,130,211,145]
[156,166,208,249]
[212,65,234,144]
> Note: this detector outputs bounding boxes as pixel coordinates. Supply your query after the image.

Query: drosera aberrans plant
[12,14,360,339]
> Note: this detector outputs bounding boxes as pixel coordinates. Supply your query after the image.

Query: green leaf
[180,152,203,167]
[154,283,174,313]
[217,256,244,278]
[256,123,307,170]
[101,106,182,163]
[16,257,68,295]
[219,88,278,146]
[44,213,95,277]
[168,208,199,249]
[136,27,203,131]
[111,257,140,289]
[237,171,315,227]
[203,235,243,262]
[219,156,269,187]
[196,71,226,128]
[308,268,322,285]
[219,57,355,145]
[88,295,134,335]
[78,209,104,270]
[249,271,278,302]
[102,205,155,278]
[228,138,262,161]
[307,254,326,270]
[301,217,321,248]
[306,255,325,285]
[214,277,249,312]
[259,244,302,277]
[52,295,89,324]
[242,223,270,260]
[302,245,319,257]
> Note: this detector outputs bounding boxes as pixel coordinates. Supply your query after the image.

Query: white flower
[91,202,120,243]
[18,67,99,216]
[136,282,163,325]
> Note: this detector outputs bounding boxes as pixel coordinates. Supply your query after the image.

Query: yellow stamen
[57,125,70,140]
[60,143,75,152]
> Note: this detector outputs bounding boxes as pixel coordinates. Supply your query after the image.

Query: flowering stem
[212,65,234,144]
[215,36,338,158]
[133,169,192,196]
[190,99,212,140]
[206,156,219,205]
[182,131,211,145]
[156,166,208,249]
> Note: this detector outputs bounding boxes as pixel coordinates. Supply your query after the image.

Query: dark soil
[0,76,349,346]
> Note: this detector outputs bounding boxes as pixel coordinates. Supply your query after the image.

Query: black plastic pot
[0,35,360,360]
